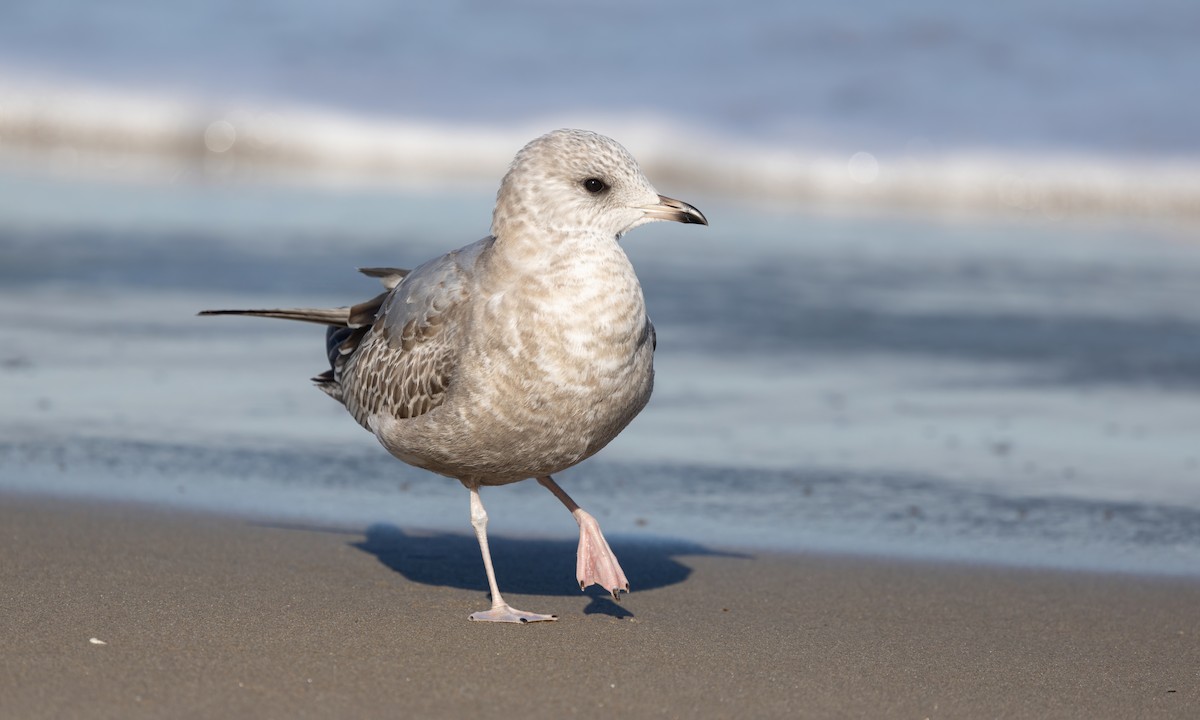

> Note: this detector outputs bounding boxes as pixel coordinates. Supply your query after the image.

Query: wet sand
[2,492,1197,719]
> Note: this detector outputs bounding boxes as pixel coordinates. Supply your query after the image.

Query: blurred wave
[2,81,1199,219]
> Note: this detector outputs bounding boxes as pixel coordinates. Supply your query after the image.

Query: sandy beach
[2,493,1196,719]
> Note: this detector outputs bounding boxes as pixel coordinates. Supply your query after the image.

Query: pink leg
[466,486,556,623]
[538,476,630,600]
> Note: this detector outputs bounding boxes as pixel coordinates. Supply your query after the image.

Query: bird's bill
[640,194,708,226]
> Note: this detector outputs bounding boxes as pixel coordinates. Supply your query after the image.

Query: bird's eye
[582,178,607,194]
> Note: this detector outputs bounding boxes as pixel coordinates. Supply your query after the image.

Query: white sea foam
[2,80,1198,219]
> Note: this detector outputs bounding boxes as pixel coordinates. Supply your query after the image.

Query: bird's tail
[197,266,409,327]
[199,267,408,400]
[197,307,351,326]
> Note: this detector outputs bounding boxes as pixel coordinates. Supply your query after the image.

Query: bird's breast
[493,265,651,406]
[453,246,655,473]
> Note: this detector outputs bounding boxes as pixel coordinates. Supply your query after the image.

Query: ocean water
[2,0,1198,155]
[1,3,1199,575]
[1,174,1198,575]
[1,1,1198,214]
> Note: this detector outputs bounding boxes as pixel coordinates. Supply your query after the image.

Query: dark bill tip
[643,194,708,226]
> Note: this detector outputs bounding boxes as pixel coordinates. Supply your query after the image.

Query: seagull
[201,129,707,622]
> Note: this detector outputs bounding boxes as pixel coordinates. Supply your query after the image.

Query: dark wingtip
[357,266,411,278]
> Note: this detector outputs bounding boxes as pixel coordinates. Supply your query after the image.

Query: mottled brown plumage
[201,129,707,622]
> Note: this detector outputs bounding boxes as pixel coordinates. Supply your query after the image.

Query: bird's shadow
[351,523,740,618]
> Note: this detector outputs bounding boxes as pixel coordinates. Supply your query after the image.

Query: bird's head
[492,129,707,242]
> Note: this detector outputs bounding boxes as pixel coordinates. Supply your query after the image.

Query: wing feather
[333,237,493,428]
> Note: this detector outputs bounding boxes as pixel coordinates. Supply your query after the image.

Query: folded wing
[199,238,493,429]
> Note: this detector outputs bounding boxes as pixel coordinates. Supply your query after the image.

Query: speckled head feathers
[491,129,705,241]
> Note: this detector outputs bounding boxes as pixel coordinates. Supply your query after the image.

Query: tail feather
[197,307,351,326]
[201,286,395,399]
[358,266,410,290]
